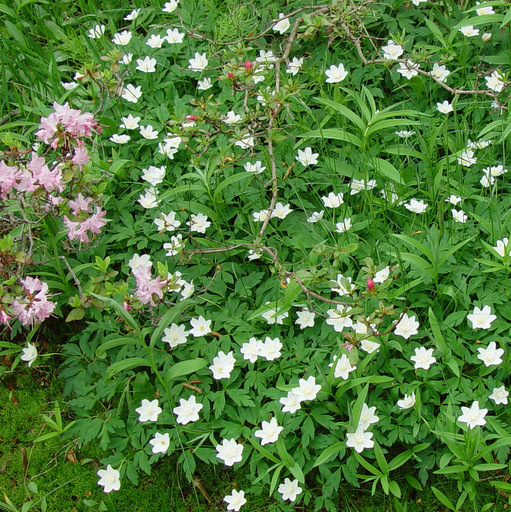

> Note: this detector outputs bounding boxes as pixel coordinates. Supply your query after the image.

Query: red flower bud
[366,278,375,291]
[186,115,197,121]
[244,60,253,70]
[227,72,234,79]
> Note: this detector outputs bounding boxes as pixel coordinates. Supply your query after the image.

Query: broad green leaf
[428,308,448,356]
[314,97,366,132]
[90,293,140,332]
[150,299,194,348]
[431,486,456,511]
[213,172,251,202]
[298,128,363,148]
[164,358,208,382]
[107,357,152,377]
[393,234,434,262]
[366,158,404,184]
[313,441,345,467]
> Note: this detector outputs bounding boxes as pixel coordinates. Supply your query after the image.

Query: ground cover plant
[2,0,511,510]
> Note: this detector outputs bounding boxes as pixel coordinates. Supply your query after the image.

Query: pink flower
[11,277,56,327]
[72,147,90,168]
[0,161,17,197]
[68,193,93,215]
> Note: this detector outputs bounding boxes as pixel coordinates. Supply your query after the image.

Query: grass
[1,370,508,512]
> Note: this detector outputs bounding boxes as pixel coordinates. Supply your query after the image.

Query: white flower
[88,24,105,39]
[216,438,243,466]
[224,111,242,124]
[261,304,288,325]
[21,343,37,367]
[136,56,157,73]
[480,174,494,188]
[162,323,188,348]
[346,427,374,453]
[173,395,203,424]
[451,209,467,223]
[322,192,344,208]
[135,399,162,422]
[278,478,303,502]
[164,234,184,256]
[259,336,283,361]
[189,316,211,337]
[181,281,194,299]
[476,2,494,15]
[382,40,404,60]
[210,350,236,379]
[244,161,265,174]
[404,199,428,214]
[121,53,133,65]
[255,50,278,64]
[482,32,492,42]
[483,165,507,177]
[360,339,380,353]
[335,218,352,233]
[458,401,488,429]
[395,130,415,138]
[139,125,159,140]
[411,347,436,370]
[307,210,324,223]
[394,313,419,339]
[412,0,427,5]
[446,194,462,205]
[350,179,376,195]
[325,63,348,83]
[331,354,356,379]
[163,135,182,148]
[458,149,477,167]
[397,392,416,410]
[437,100,453,114]
[121,84,142,103]
[271,202,292,219]
[326,305,354,332]
[188,52,208,71]
[149,432,170,453]
[477,341,504,367]
[154,211,180,232]
[247,248,262,260]
[286,57,304,75]
[197,78,213,90]
[397,60,420,79]
[296,309,315,329]
[120,114,141,130]
[467,305,496,329]
[187,213,211,234]
[235,134,256,149]
[138,188,158,209]
[128,253,152,273]
[162,0,179,13]
[224,490,246,511]
[374,266,390,283]
[359,403,379,430]
[291,376,321,402]
[331,274,355,296]
[431,63,450,82]
[489,386,509,405]
[165,28,184,44]
[280,392,302,413]
[485,71,505,93]
[240,337,263,363]
[255,417,283,445]
[494,238,511,258]
[61,81,78,90]
[459,26,480,37]
[125,9,140,20]
[253,209,270,222]
[112,30,132,46]
[97,465,120,493]
[295,147,318,166]
[109,134,130,144]
[273,13,290,34]
[146,34,165,48]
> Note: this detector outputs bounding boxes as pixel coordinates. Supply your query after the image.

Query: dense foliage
[2,0,511,510]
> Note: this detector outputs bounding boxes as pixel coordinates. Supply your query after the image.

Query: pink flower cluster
[129,254,167,306]
[11,276,56,327]
[63,193,108,244]
[0,153,64,199]
[36,102,98,148]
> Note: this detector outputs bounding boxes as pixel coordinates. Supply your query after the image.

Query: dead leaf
[66,449,77,464]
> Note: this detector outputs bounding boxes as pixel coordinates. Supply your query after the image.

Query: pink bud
[244,60,253,70]
[227,72,234,79]
[186,115,197,121]
[123,302,131,312]
[366,278,375,291]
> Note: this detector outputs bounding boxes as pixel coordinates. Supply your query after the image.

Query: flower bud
[186,115,197,121]
[366,278,375,291]
[244,60,253,70]
[482,32,492,42]
[227,72,234,79]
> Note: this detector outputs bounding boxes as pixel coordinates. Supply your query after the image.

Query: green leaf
[96,337,143,358]
[366,157,404,184]
[393,234,434,262]
[90,293,140,332]
[298,128,363,148]
[150,299,194,348]
[313,441,345,467]
[213,172,251,203]
[428,308,448,356]
[431,486,456,511]
[314,97,366,132]
[164,358,207,382]
[107,357,152,377]
[374,442,389,475]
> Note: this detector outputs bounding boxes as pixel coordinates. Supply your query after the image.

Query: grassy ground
[1,371,508,512]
